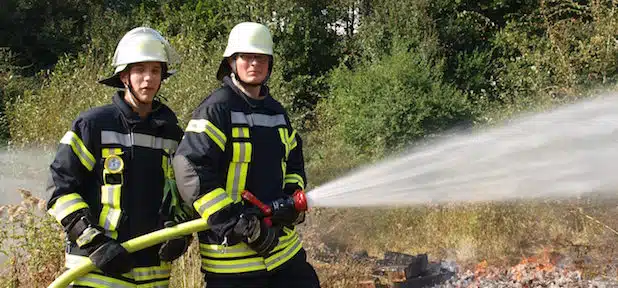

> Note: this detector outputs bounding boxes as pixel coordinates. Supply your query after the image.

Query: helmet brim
[216,59,231,81]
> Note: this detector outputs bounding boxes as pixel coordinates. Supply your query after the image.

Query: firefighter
[172,22,321,287]
[46,27,192,288]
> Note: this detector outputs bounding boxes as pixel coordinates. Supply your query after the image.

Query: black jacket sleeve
[46,116,96,228]
[173,103,242,238]
[283,118,307,195]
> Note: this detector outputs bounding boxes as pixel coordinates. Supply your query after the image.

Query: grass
[1,188,617,287]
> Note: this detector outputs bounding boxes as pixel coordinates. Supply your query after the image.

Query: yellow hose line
[47,219,208,288]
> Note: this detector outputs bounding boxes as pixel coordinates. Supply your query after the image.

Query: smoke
[0,147,54,205]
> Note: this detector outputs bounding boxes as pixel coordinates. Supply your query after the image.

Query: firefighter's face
[121,62,162,103]
[232,53,269,85]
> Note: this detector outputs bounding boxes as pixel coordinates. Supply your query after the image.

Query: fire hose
[47,190,308,288]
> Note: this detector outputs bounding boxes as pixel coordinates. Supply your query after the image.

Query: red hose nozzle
[292,190,308,212]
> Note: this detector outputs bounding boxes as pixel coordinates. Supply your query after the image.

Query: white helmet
[216,22,274,80]
[99,27,180,88]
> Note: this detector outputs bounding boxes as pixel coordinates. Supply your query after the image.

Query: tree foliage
[2,0,618,162]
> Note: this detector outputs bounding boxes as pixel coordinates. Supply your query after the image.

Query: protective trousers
[204,250,320,288]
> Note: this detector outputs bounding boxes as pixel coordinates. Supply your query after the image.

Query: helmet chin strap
[123,78,160,111]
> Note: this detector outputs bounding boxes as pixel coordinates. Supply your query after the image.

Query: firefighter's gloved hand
[87,236,134,275]
[271,201,304,227]
[158,221,192,262]
[233,214,279,257]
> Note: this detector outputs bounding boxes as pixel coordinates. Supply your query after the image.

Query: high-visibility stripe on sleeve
[284,173,305,190]
[185,119,227,151]
[193,188,233,220]
[48,193,89,223]
[278,128,290,160]
[60,131,95,171]
[288,129,298,150]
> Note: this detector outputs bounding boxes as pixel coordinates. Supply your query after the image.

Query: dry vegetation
[0,189,616,287]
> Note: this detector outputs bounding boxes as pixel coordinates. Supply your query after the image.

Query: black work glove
[158,221,192,262]
[232,214,279,257]
[271,205,304,227]
[86,235,134,275]
[270,196,305,227]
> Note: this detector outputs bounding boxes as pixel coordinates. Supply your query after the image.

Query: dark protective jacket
[46,92,183,287]
[173,76,307,277]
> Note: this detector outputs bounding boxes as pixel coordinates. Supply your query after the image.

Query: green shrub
[318,44,477,159]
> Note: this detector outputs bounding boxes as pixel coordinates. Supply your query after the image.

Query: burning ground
[300,202,618,288]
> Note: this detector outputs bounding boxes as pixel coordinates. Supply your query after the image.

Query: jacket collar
[223,75,275,109]
[112,91,169,127]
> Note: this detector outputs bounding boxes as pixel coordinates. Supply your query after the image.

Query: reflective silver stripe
[272,234,298,252]
[232,164,242,202]
[201,244,253,254]
[60,131,95,171]
[265,237,302,268]
[73,275,133,288]
[230,112,286,127]
[101,131,178,150]
[197,193,229,215]
[238,128,246,137]
[104,208,121,230]
[204,125,226,148]
[202,259,265,270]
[131,268,171,279]
[49,198,84,219]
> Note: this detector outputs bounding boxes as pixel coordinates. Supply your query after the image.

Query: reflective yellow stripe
[278,128,290,160]
[60,131,95,171]
[231,142,252,162]
[193,188,233,221]
[161,149,174,180]
[264,235,302,271]
[288,129,298,150]
[199,231,297,259]
[226,162,249,203]
[66,254,170,285]
[280,161,287,188]
[72,273,134,288]
[48,193,89,223]
[102,148,122,158]
[201,257,266,274]
[199,228,301,273]
[200,242,256,258]
[99,185,121,239]
[232,127,250,138]
[185,119,227,151]
[284,173,305,190]
[226,142,251,203]
[132,262,171,281]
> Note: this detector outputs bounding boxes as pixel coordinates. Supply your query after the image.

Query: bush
[317,43,477,160]
[0,190,64,287]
